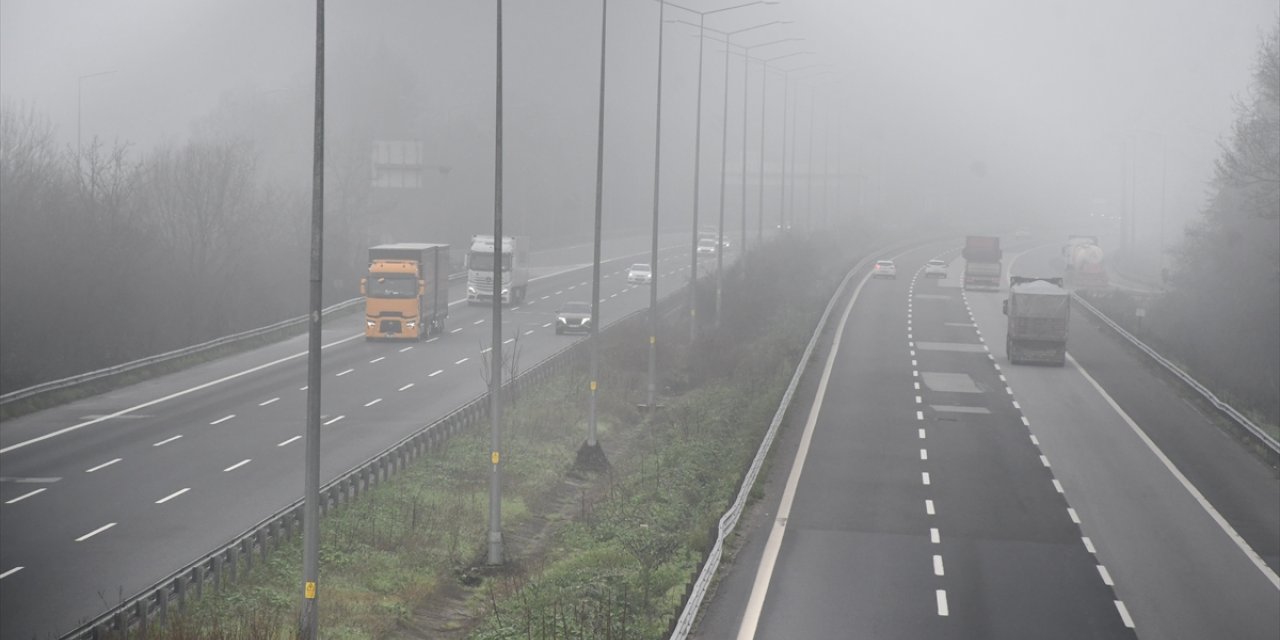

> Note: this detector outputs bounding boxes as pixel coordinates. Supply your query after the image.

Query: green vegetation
[150,229,861,639]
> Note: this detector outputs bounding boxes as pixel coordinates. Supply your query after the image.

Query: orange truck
[361,243,450,340]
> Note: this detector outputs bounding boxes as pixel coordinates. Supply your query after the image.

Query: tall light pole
[736,38,803,260]
[76,70,116,169]
[757,51,809,243]
[487,0,505,567]
[646,1,667,412]
[776,63,819,231]
[585,0,608,454]
[663,0,778,342]
[298,1,324,637]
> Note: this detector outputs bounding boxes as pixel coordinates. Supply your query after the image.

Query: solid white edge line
[0,566,22,579]
[0,333,364,455]
[223,459,251,472]
[85,458,122,473]
[75,522,117,542]
[1068,352,1280,590]
[5,488,47,504]
[155,488,190,504]
[735,256,885,640]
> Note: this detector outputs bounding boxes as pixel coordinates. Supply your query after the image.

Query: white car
[697,239,718,257]
[627,263,653,284]
[924,259,948,278]
[872,260,897,279]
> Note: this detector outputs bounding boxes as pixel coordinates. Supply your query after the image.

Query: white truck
[466,234,529,305]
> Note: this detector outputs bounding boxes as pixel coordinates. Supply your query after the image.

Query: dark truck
[1003,276,1069,366]
[962,235,1003,290]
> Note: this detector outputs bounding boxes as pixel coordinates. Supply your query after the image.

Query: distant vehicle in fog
[925,259,948,278]
[873,260,897,279]
[1003,276,1069,366]
[962,235,1002,291]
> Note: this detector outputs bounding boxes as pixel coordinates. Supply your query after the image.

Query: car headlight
[557,316,567,324]
[583,318,592,326]
[467,286,476,295]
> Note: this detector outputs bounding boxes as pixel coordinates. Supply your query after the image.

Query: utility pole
[298,0,324,637]
[586,0,607,454]
[487,0,505,567]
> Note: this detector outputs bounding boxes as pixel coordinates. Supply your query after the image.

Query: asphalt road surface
[0,231,723,639]
[696,238,1277,639]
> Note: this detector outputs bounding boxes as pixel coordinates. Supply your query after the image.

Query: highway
[695,239,1278,639]
[0,232,712,639]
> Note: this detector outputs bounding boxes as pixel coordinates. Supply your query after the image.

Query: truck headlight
[502,288,509,295]
[366,320,375,327]
[406,320,416,328]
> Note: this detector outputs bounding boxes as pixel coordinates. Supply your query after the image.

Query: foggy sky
[2,0,1275,257]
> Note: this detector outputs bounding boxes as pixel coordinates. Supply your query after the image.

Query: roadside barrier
[1072,293,1279,454]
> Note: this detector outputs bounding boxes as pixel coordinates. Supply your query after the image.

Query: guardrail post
[212,555,223,591]
[176,572,187,611]
[158,584,169,625]
[193,564,204,600]
[135,598,149,636]
[241,538,253,574]
[226,546,238,583]
[112,611,127,637]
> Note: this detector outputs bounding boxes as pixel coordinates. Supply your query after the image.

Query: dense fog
[1,1,1277,399]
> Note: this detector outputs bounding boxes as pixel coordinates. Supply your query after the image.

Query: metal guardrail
[669,245,901,639]
[61,281,684,639]
[1072,293,1280,454]
[0,273,467,408]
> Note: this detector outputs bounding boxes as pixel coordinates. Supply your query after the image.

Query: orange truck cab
[361,243,450,340]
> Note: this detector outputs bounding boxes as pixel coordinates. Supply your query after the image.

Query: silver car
[627,263,653,284]
[924,259,947,278]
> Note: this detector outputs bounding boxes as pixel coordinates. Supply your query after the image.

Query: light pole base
[574,441,610,473]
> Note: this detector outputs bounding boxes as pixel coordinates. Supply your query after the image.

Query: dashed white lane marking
[399,346,414,352]
[1040,455,1051,467]
[1011,400,1020,409]
[568,285,577,290]
[75,522,116,542]
[1030,435,1040,446]
[473,319,485,325]
[210,414,236,425]
[398,383,414,391]
[0,566,22,579]
[1097,564,1115,586]
[912,370,919,377]
[299,386,308,391]
[524,329,535,335]
[426,337,439,343]
[911,359,918,366]
[153,435,183,447]
[481,347,492,354]
[155,488,190,504]
[1005,386,1013,395]
[542,322,553,328]
[504,338,515,344]
[999,374,1007,382]
[259,397,279,407]
[278,436,302,447]
[323,415,345,426]
[450,328,463,334]
[1053,479,1065,493]
[922,472,931,485]
[1083,537,1097,553]
[86,458,122,473]
[914,381,920,390]
[429,370,444,377]
[223,459,251,472]
[1069,352,1280,589]
[1021,416,1031,426]
[5,488,46,504]
[541,295,550,300]
[915,395,922,404]
[511,306,520,311]
[920,449,928,460]
[936,590,949,616]
[364,398,382,407]
[918,428,926,439]
[455,357,469,365]
[555,290,564,295]
[1115,601,1135,628]
[930,528,940,544]
[336,368,354,377]
[926,499,936,515]
[1068,508,1081,524]
[916,411,924,421]
[933,555,945,576]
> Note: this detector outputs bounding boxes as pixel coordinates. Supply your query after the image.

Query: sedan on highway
[627,263,653,284]
[924,259,948,277]
[873,260,897,279]
[555,301,592,335]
